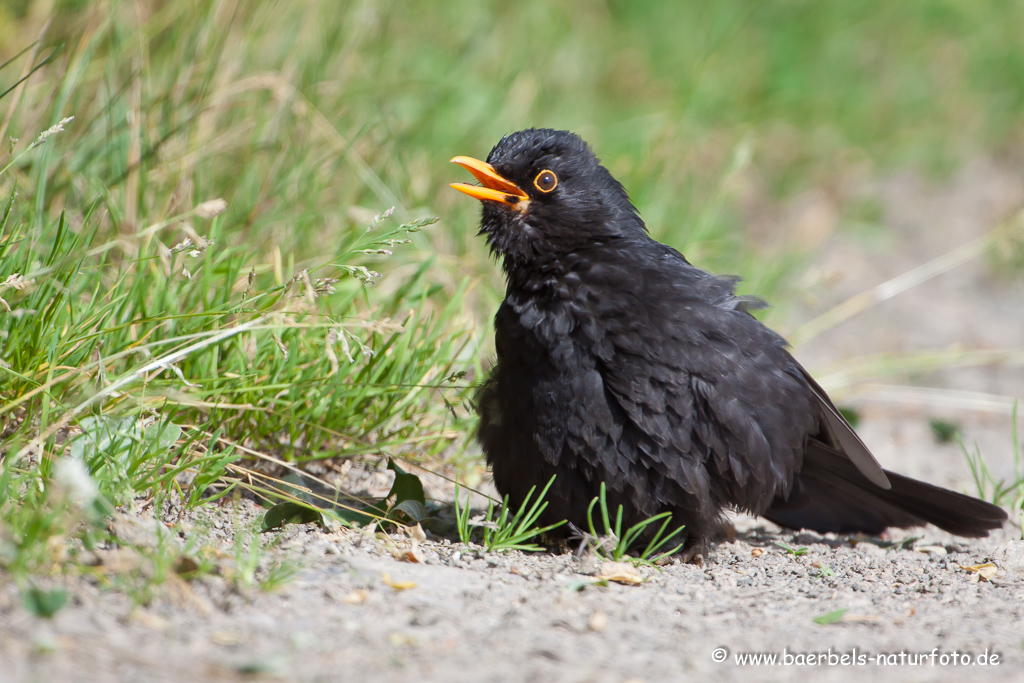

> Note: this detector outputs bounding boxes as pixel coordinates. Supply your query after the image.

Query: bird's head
[451,129,645,274]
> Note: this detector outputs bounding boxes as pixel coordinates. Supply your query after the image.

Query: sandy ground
[2,159,1024,683]
[3,511,1022,683]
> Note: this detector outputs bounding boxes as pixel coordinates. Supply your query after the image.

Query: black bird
[450,128,1006,556]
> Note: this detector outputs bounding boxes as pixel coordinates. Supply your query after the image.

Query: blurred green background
[5,0,1024,300]
[2,0,1024,499]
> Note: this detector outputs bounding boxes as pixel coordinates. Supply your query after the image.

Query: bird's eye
[533,170,558,193]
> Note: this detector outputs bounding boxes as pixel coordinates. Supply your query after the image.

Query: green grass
[584,482,686,565]
[774,541,810,557]
[228,516,301,594]
[454,476,566,552]
[0,5,477,589]
[964,402,1024,512]
[3,0,1024,595]
[453,482,475,546]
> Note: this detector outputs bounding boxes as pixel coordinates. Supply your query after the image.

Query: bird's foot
[678,540,707,566]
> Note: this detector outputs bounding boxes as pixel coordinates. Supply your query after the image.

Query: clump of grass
[812,562,835,578]
[963,401,1024,512]
[774,541,809,557]
[229,517,301,593]
[584,482,686,565]
[453,476,565,552]
[453,481,475,546]
[0,20,473,597]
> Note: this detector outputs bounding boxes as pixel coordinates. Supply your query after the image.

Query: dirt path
[3,160,1024,683]
[2,511,1022,683]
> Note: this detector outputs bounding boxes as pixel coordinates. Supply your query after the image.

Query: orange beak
[450,156,529,207]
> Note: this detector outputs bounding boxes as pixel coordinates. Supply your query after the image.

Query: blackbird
[450,128,1006,555]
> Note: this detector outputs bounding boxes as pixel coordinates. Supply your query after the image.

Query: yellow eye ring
[533,169,558,193]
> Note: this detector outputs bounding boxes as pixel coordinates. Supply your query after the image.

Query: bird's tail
[763,442,1007,538]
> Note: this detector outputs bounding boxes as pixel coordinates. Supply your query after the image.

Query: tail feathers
[764,443,1007,538]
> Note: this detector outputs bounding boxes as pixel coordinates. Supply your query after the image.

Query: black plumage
[450,128,1006,553]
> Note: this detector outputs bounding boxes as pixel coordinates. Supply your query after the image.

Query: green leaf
[143,420,182,454]
[279,473,315,505]
[70,415,138,464]
[261,502,325,531]
[386,458,425,506]
[325,507,379,527]
[67,416,183,507]
[22,587,68,618]
[389,498,427,523]
[813,608,848,625]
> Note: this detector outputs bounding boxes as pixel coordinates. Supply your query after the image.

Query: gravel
[2,509,1022,682]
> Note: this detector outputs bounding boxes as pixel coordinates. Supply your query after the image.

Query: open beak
[450,156,529,207]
